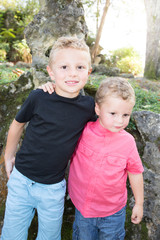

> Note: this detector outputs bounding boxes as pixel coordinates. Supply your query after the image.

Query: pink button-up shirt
[68,119,144,218]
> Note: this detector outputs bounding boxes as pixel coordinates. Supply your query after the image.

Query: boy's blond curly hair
[95,77,135,106]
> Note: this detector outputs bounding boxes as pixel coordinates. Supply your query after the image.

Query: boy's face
[47,48,92,98]
[95,96,134,132]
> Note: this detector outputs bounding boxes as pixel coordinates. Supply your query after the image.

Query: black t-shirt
[15,89,96,184]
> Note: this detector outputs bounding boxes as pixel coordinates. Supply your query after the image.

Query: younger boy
[1,36,96,240]
[68,78,144,240]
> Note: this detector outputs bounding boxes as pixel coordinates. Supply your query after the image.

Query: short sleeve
[127,140,144,174]
[15,90,36,123]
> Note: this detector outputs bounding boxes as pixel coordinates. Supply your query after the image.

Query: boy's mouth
[65,80,79,85]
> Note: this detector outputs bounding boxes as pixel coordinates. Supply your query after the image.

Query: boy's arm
[128,172,144,224]
[4,119,26,179]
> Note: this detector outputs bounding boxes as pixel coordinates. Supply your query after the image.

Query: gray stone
[24,0,88,88]
[92,64,120,76]
[132,111,160,239]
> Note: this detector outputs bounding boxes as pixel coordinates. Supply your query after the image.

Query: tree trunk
[91,0,110,63]
[144,0,160,79]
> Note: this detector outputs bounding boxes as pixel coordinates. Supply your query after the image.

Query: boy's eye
[123,114,130,118]
[77,66,84,70]
[61,66,67,69]
[110,112,116,116]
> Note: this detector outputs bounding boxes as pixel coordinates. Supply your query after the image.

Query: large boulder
[132,111,160,240]
[0,72,34,218]
[24,0,88,87]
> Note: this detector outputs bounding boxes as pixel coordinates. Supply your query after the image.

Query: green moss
[84,83,97,97]
[140,221,149,240]
[144,61,157,79]
[0,75,34,147]
[0,202,5,218]
[125,180,149,240]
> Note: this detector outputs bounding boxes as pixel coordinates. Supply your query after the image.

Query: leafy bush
[132,84,160,113]
[107,47,143,75]
[0,28,16,41]
[0,64,29,85]
[110,47,140,63]
[0,49,7,62]
[0,42,10,52]
[11,39,32,63]
[117,56,143,75]
[0,42,10,61]
[0,1,39,62]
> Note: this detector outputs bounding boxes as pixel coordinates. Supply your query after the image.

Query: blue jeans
[72,206,126,240]
[1,167,66,240]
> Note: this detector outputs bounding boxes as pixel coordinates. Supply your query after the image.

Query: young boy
[68,78,144,240]
[1,36,96,240]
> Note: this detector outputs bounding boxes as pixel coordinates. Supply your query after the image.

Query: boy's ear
[88,67,92,75]
[47,66,55,80]
[95,103,100,116]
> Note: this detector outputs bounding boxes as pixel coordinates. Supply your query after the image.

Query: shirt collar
[93,119,113,136]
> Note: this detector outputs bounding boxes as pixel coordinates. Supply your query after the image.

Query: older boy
[1,36,95,240]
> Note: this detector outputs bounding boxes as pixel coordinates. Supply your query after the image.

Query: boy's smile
[47,48,92,98]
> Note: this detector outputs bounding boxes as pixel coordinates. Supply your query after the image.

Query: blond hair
[95,77,135,106]
[48,36,91,68]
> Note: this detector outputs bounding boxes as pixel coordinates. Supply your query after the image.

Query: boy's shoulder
[120,129,135,142]
[29,89,48,97]
[79,94,95,103]
[27,89,54,102]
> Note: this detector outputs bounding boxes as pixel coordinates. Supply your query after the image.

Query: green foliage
[101,47,143,75]
[117,56,143,75]
[0,0,39,61]
[108,47,143,75]
[0,0,39,13]
[0,28,16,41]
[88,75,159,113]
[0,65,18,84]
[12,39,32,62]
[128,81,159,130]
[0,64,29,84]
[0,49,6,61]
[0,42,10,61]
[0,42,10,51]
[111,47,140,63]
[132,83,160,113]
[88,76,159,132]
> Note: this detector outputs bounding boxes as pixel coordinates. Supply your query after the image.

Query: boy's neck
[55,89,80,99]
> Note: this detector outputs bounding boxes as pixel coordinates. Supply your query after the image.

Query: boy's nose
[116,115,123,124]
[69,68,77,76]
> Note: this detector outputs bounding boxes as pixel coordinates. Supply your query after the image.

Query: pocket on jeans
[60,179,66,189]
[113,206,126,216]
[7,167,18,188]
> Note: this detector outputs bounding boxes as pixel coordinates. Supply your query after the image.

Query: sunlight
[85,0,147,66]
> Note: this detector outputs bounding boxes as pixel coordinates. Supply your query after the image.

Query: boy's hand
[5,156,15,179]
[38,81,55,94]
[131,204,143,224]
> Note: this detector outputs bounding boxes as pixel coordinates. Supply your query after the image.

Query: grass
[88,73,160,114]
[0,64,30,85]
